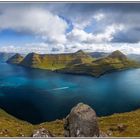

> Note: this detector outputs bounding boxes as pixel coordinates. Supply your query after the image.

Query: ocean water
[0,62,140,124]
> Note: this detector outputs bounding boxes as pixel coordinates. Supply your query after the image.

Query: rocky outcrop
[64,103,102,137]
[32,128,53,137]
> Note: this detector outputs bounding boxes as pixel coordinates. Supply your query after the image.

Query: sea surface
[0,62,140,124]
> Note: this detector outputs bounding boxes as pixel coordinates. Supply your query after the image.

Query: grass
[18,51,94,71]
[59,57,140,77]
[99,109,140,137]
[0,108,64,137]
[1,108,140,137]
[0,108,34,137]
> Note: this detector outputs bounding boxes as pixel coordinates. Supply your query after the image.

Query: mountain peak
[7,53,24,64]
[108,50,127,59]
[14,53,22,57]
[27,52,39,57]
[75,50,85,55]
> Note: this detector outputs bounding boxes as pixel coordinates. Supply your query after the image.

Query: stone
[64,103,100,137]
[32,128,53,137]
[109,124,127,132]
[117,124,128,132]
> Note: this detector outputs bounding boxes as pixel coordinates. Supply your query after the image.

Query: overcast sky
[0,3,140,54]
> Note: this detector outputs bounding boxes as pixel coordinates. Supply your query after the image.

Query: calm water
[0,62,140,124]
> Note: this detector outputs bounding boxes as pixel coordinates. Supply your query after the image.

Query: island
[7,50,140,77]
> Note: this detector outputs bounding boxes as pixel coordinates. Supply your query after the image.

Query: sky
[1,3,140,54]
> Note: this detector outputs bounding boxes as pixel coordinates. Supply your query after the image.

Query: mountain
[127,54,140,62]
[0,52,15,62]
[89,52,109,59]
[20,52,42,68]
[7,50,140,77]
[7,53,24,64]
[8,50,94,70]
[108,50,127,59]
[58,50,140,77]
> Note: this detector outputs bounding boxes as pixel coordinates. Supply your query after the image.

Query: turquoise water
[0,62,140,124]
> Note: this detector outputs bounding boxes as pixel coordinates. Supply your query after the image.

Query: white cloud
[67,24,124,43]
[0,7,68,43]
[0,5,138,55]
[1,42,140,55]
[64,42,140,55]
[94,24,124,42]
[94,13,105,21]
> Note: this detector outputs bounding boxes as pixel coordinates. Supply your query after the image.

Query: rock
[99,131,108,137]
[19,133,25,137]
[64,103,100,137]
[106,130,112,136]
[109,124,127,132]
[32,128,53,137]
[117,124,128,132]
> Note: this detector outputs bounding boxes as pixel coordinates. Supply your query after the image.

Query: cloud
[0,3,140,54]
[1,42,140,55]
[94,13,105,21]
[67,24,124,43]
[0,7,68,43]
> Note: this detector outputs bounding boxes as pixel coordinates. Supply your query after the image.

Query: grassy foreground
[1,108,140,137]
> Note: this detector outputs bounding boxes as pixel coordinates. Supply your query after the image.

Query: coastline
[6,62,140,78]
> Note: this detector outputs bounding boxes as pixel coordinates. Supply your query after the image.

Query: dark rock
[64,103,100,137]
[109,124,128,132]
[32,128,53,137]
[117,124,128,132]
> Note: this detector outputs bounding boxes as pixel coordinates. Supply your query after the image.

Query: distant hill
[7,53,24,64]
[58,50,140,77]
[7,50,140,77]
[108,50,127,59]
[89,52,140,62]
[127,54,140,62]
[0,52,15,62]
[7,50,94,70]
[89,52,109,58]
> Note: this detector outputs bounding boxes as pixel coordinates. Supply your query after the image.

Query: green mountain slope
[1,107,140,137]
[7,50,94,70]
[58,50,140,77]
[7,50,140,77]
[7,53,24,64]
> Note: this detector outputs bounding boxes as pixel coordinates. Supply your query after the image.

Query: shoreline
[6,62,140,78]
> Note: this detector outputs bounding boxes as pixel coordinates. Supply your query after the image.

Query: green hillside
[58,50,140,77]
[1,107,140,137]
[11,50,94,70]
[7,53,24,64]
[7,50,140,77]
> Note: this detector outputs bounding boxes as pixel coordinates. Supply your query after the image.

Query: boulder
[32,128,53,137]
[64,103,100,137]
